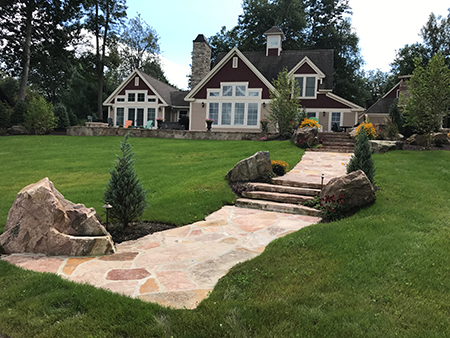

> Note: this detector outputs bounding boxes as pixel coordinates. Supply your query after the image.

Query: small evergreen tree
[104,133,148,228]
[53,103,70,130]
[347,128,375,183]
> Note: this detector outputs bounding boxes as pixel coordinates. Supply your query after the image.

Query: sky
[125,0,449,90]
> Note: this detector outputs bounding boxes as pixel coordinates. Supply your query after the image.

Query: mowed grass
[0,135,303,232]
[1,147,450,337]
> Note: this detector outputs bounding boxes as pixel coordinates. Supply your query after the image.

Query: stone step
[235,198,323,217]
[307,147,354,153]
[272,178,323,190]
[242,191,314,204]
[322,140,355,145]
[248,182,320,196]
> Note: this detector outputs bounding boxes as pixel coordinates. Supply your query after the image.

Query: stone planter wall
[67,126,265,141]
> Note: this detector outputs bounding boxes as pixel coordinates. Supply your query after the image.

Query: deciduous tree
[400,53,450,135]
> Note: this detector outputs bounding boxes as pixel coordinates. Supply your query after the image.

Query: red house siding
[194,54,271,100]
[118,75,156,96]
[385,83,400,99]
[294,63,317,74]
[301,94,350,109]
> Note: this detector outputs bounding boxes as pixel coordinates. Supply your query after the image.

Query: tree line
[0,0,166,132]
[0,0,448,134]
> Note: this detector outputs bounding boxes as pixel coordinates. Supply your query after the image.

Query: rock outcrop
[292,127,319,148]
[369,140,403,153]
[225,151,272,182]
[0,178,115,256]
[320,170,376,211]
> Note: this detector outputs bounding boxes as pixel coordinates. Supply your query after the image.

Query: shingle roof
[139,72,188,106]
[216,49,334,89]
[366,97,397,115]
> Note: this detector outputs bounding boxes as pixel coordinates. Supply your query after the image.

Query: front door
[331,112,341,132]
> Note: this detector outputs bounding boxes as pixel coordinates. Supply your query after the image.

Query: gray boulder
[406,134,429,146]
[369,140,403,153]
[320,170,376,212]
[292,127,319,148]
[0,178,115,256]
[225,151,272,182]
[431,132,450,146]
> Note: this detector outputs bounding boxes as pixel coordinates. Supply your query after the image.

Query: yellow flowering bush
[355,122,377,139]
[271,160,289,176]
[300,118,320,129]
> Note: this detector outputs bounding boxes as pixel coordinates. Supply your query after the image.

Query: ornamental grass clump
[271,160,289,176]
[355,122,377,139]
[104,133,148,228]
[300,118,320,129]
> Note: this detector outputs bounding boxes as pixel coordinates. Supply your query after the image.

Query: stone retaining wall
[67,126,265,141]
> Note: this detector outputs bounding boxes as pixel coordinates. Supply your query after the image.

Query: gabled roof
[103,69,189,107]
[264,26,285,40]
[185,47,275,101]
[214,49,334,89]
[366,81,401,115]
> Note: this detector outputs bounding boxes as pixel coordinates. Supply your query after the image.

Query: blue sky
[125,0,449,90]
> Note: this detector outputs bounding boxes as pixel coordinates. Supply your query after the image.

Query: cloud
[160,56,191,90]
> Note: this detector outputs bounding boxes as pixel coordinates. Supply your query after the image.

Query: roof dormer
[264,26,285,56]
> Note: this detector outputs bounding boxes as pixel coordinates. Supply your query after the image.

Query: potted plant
[260,118,269,133]
[156,117,164,129]
[205,118,214,131]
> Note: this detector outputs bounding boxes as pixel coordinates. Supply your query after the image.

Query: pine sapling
[104,133,148,227]
[347,127,375,183]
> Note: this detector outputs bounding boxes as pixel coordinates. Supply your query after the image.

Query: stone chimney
[191,34,211,89]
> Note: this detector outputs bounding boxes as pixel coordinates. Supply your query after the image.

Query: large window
[128,108,135,124]
[209,103,219,124]
[116,107,124,126]
[137,93,145,102]
[128,93,135,102]
[295,76,316,98]
[147,108,156,127]
[136,108,144,127]
[208,102,259,127]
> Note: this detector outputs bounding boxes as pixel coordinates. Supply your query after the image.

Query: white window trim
[232,57,238,68]
[207,82,264,99]
[329,112,343,132]
[207,101,261,128]
[125,90,148,103]
[295,76,318,99]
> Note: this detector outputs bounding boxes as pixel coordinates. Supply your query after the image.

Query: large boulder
[292,127,319,148]
[369,140,403,153]
[320,170,376,212]
[431,132,450,146]
[225,151,272,182]
[406,134,429,146]
[0,178,115,256]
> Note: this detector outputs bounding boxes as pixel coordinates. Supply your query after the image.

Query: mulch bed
[106,221,178,244]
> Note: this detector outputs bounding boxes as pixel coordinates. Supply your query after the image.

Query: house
[185,27,364,132]
[363,76,410,125]
[103,70,189,128]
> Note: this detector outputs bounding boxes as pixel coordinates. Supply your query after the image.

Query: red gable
[193,54,271,100]
[118,75,156,96]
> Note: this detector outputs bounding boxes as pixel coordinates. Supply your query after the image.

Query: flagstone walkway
[1,151,352,309]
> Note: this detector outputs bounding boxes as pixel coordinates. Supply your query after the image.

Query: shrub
[300,118,320,129]
[347,128,375,183]
[229,182,255,197]
[355,122,377,139]
[0,101,11,128]
[384,117,399,139]
[23,96,57,134]
[271,160,289,176]
[10,100,27,125]
[103,133,148,228]
[320,194,345,221]
[53,103,70,130]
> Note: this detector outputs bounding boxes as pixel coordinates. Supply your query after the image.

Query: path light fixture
[102,203,113,228]
[321,174,324,190]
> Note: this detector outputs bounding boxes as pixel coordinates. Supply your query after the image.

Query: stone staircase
[308,132,355,153]
[235,181,323,217]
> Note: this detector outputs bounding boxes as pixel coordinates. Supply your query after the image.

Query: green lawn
[1,142,450,337]
[0,135,302,231]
